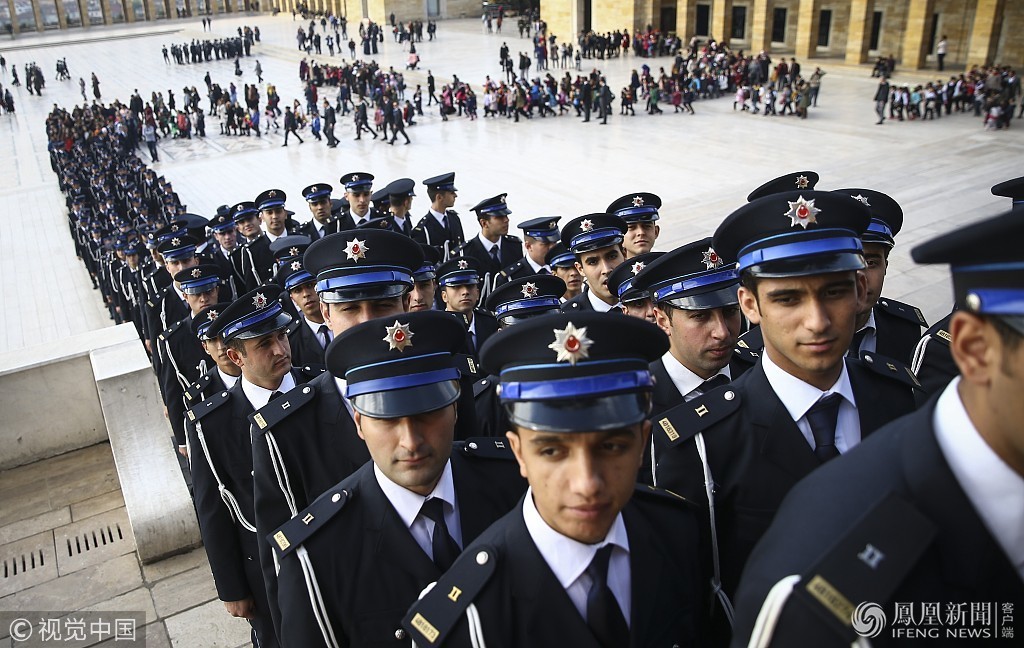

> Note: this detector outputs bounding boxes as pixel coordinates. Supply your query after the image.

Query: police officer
[228,201,261,290]
[410,244,441,312]
[269,311,527,647]
[300,183,339,240]
[493,216,561,288]
[207,210,241,300]
[436,256,499,356]
[605,250,664,323]
[731,206,1024,648]
[459,193,523,295]
[545,242,582,301]
[607,192,662,258]
[832,188,928,364]
[183,301,240,408]
[384,177,417,236]
[403,312,708,648]
[560,214,628,313]
[277,254,329,369]
[240,189,292,291]
[186,285,312,648]
[746,170,819,201]
[653,191,921,633]
[338,172,378,229]
[160,264,225,457]
[147,233,200,377]
[412,172,466,257]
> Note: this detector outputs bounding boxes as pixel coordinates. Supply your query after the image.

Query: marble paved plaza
[0,13,1022,646]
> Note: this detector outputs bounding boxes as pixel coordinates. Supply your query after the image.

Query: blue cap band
[494,296,562,317]
[162,245,197,260]
[500,369,654,401]
[440,270,481,286]
[259,199,285,210]
[180,276,220,293]
[960,288,1024,315]
[305,190,330,201]
[865,219,894,240]
[524,229,560,240]
[210,221,236,233]
[613,206,659,220]
[548,251,576,267]
[346,368,461,397]
[284,271,315,290]
[196,322,214,339]
[653,267,740,302]
[222,302,284,339]
[738,233,863,272]
[413,264,437,280]
[232,209,258,221]
[346,181,373,191]
[315,267,414,293]
[570,228,624,252]
[479,204,510,215]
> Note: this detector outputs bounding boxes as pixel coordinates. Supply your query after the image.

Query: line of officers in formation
[64,161,1024,648]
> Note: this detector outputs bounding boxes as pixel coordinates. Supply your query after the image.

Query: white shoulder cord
[297,546,341,648]
[910,335,930,376]
[195,419,257,532]
[694,430,735,626]
[746,574,799,648]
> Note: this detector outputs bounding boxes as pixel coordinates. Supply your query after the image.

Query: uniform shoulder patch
[633,483,698,508]
[455,437,515,460]
[269,486,352,557]
[472,376,493,398]
[877,298,928,327]
[653,385,742,447]
[184,373,213,403]
[454,353,479,377]
[733,327,763,365]
[297,365,326,380]
[857,352,922,390]
[159,318,186,341]
[249,383,317,433]
[286,319,302,336]
[402,543,499,647]
[186,390,231,423]
[932,328,951,346]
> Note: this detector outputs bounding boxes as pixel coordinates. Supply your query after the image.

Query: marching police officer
[560,214,628,313]
[459,193,523,296]
[403,312,709,648]
[545,242,583,301]
[605,250,664,323]
[436,256,499,356]
[278,254,330,370]
[731,206,1024,648]
[183,301,240,407]
[300,183,339,240]
[412,172,466,257]
[338,172,378,229]
[606,192,662,258]
[493,216,561,288]
[384,177,417,236]
[269,311,526,646]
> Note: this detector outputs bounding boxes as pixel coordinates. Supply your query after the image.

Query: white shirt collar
[392,214,407,229]
[761,348,856,421]
[933,378,1024,579]
[373,460,456,531]
[217,367,240,390]
[265,229,285,243]
[477,233,499,252]
[429,208,447,225]
[304,315,330,342]
[586,288,616,313]
[525,255,549,274]
[522,486,630,590]
[661,350,731,400]
[240,372,297,410]
[861,308,876,332]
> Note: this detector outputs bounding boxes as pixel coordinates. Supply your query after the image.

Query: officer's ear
[505,429,528,479]
[353,411,365,440]
[854,270,869,312]
[950,311,998,387]
[737,284,761,326]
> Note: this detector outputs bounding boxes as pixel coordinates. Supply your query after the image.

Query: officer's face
[553,264,583,297]
[202,336,237,374]
[321,294,408,336]
[576,246,624,303]
[480,214,509,238]
[655,304,742,379]
[524,237,554,265]
[621,298,657,323]
[409,280,437,311]
[228,329,292,389]
[184,286,219,315]
[623,222,659,258]
[307,196,332,223]
[289,282,322,321]
[508,423,651,544]
[166,255,199,281]
[436,189,457,210]
[261,206,287,236]
[236,215,261,238]
[354,402,456,496]
[125,253,140,270]
[441,284,479,313]
[860,243,889,316]
[740,271,865,390]
[214,227,237,252]
[347,190,371,216]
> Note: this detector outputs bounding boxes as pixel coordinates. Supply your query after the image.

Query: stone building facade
[541,0,1023,71]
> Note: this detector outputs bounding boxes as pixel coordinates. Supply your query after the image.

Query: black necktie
[489,245,500,266]
[848,327,870,357]
[318,324,331,348]
[806,393,843,463]
[586,545,629,648]
[697,374,729,396]
[268,390,283,403]
[419,498,460,571]
[441,214,450,233]
[539,267,550,274]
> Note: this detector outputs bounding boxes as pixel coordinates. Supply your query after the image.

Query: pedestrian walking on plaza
[78,77,86,100]
[389,100,411,144]
[353,99,376,139]
[91,72,100,100]
[322,98,338,147]
[282,106,304,145]
[254,60,263,83]
[874,76,890,124]
[143,120,159,162]
[808,67,825,106]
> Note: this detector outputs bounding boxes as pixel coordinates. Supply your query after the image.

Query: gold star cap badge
[457,259,469,269]
[383,320,414,351]
[852,194,871,207]
[290,260,302,271]
[548,322,593,365]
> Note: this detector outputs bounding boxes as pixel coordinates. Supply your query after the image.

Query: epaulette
[876,298,928,327]
[733,326,763,364]
[269,486,352,557]
[653,385,742,447]
[454,437,515,460]
[158,318,186,341]
[454,353,479,377]
[499,259,524,278]
[184,373,214,403]
[472,376,493,398]
[562,300,581,310]
[250,383,316,433]
[286,319,302,336]
[785,493,935,637]
[633,483,698,508]
[505,234,522,244]
[402,543,498,647]
[185,390,230,423]
[296,365,326,380]
[451,311,472,328]
[929,327,951,347]
[857,352,922,390]
[412,222,425,232]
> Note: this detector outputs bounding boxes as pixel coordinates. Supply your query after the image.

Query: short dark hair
[225,336,248,357]
[427,187,439,202]
[990,315,1023,352]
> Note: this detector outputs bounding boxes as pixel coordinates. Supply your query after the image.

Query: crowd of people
[874,65,1020,131]
[46,86,1024,647]
[161,27,259,66]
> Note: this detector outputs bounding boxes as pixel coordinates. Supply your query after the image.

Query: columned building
[541,0,1024,71]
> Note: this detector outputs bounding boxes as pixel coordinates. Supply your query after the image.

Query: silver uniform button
[303,386,312,394]
[865,355,874,364]
[723,390,735,401]
[394,628,406,640]
[332,493,341,503]
[468,442,478,450]
[476,551,489,565]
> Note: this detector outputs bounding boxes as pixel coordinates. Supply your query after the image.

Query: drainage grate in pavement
[53,508,136,576]
[0,531,59,597]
